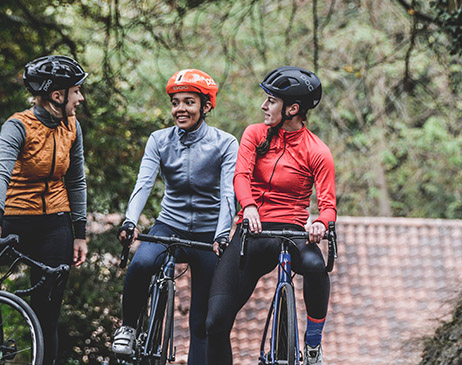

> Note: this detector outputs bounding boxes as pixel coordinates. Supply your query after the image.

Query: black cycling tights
[2,213,73,365]
[206,222,330,365]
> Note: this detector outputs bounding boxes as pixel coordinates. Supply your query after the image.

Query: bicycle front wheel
[274,283,297,365]
[157,279,174,365]
[0,290,44,364]
[143,279,174,365]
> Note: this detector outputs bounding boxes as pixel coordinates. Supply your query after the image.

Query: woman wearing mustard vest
[0,55,88,364]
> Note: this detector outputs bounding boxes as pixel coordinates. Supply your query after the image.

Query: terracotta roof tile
[89,215,462,365]
[115,216,461,364]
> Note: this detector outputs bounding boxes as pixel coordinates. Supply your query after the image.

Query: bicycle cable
[152,243,191,281]
[269,235,303,284]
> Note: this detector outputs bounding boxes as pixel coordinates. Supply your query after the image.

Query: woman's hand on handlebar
[243,205,262,233]
[118,223,139,247]
[307,222,326,244]
[213,236,229,257]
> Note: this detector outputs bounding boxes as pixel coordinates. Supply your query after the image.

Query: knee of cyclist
[206,296,233,336]
[302,255,326,273]
[206,314,230,336]
[128,258,158,276]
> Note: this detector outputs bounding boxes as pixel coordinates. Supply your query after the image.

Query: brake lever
[120,223,135,269]
[216,237,229,258]
[240,219,249,258]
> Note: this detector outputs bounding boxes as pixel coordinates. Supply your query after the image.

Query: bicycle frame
[0,234,70,365]
[240,219,337,365]
[141,251,176,362]
[118,229,214,365]
[265,242,300,365]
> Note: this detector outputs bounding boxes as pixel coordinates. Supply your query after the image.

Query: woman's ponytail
[256,124,281,155]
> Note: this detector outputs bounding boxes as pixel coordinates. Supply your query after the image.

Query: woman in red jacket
[206,66,336,365]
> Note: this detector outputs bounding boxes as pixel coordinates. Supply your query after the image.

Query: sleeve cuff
[73,220,86,239]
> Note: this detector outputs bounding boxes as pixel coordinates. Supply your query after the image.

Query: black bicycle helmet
[23,55,87,96]
[259,66,322,112]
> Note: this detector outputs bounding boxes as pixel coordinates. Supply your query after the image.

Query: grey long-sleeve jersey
[125,121,238,241]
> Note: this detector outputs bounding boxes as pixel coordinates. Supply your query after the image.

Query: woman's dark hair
[256,124,282,155]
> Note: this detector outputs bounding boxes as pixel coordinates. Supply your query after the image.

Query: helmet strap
[185,116,203,133]
[279,101,294,127]
[182,95,207,133]
[46,88,69,125]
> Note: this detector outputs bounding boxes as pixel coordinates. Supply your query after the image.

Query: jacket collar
[276,123,306,139]
[33,106,65,129]
[176,120,208,146]
[269,124,307,150]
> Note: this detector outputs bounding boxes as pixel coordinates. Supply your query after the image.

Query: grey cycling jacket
[125,121,238,241]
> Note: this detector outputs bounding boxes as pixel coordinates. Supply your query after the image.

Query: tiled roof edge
[336,215,462,227]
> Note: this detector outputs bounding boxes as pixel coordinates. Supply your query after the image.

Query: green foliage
[420,296,462,364]
[431,0,462,55]
[79,77,167,215]
[2,0,462,219]
[1,1,462,363]
[59,226,124,364]
[0,0,77,118]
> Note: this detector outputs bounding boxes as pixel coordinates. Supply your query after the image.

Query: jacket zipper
[186,145,193,231]
[42,133,57,214]
[257,132,287,211]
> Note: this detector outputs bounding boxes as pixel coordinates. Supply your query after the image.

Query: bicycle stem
[278,246,292,284]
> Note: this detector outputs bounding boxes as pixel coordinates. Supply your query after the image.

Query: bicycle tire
[142,279,174,365]
[135,296,150,365]
[274,283,297,365]
[0,290,44,364]
[157,279,174,365]
[137,279,164,365]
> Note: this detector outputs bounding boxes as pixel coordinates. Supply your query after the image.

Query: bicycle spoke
[274,284,297,365]
[0,291,44,364]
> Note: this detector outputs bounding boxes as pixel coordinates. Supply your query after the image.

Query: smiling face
[261,93,284,127]
[65,85,85,117]
[171,92,209,131]
[49,84,85,118]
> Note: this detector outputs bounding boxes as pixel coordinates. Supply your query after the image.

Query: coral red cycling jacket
[234,123,336,229]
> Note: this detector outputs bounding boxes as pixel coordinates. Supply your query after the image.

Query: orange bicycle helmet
[166,69,218,108]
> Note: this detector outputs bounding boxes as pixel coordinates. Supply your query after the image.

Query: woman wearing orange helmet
[112,69,238,364]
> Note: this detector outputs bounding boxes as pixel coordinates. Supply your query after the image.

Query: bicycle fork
[259,249,301,365]
[144,258,176,362]
[163,259,176,362]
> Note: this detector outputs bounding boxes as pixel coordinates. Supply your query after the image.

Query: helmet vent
[274,78,291,90]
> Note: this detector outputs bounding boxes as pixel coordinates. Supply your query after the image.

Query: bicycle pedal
[1,339,17,360]
[168,346,176,362]
[115,351,136,364]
